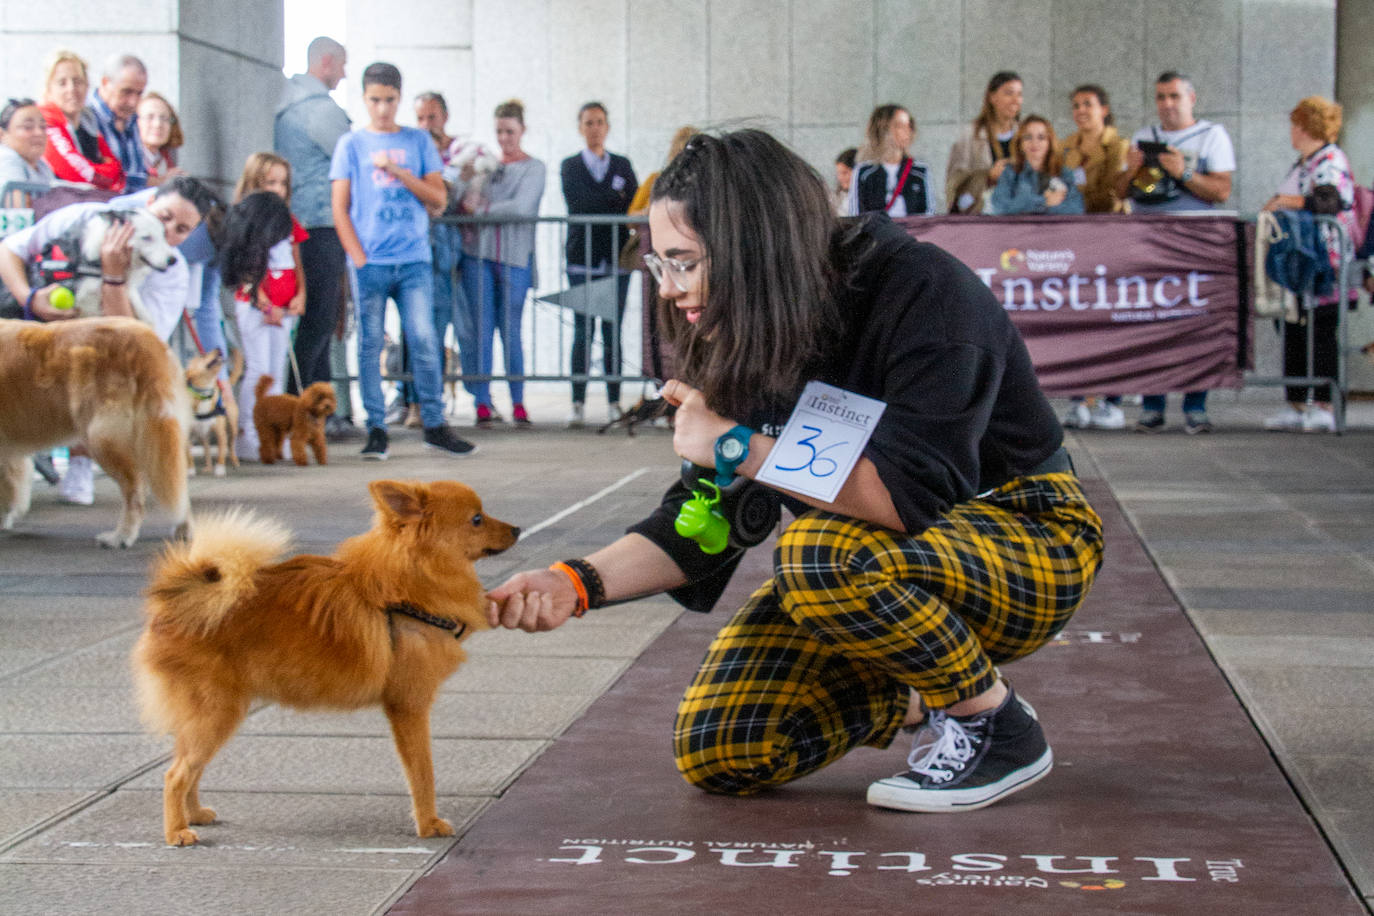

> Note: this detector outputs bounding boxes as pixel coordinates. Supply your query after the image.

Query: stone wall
[338,0,1339,218]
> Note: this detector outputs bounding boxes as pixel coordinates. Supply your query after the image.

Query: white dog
[445,139,502,213]
[72,209,180,325]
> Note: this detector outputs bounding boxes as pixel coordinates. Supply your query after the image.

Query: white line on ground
[519,467,657,540]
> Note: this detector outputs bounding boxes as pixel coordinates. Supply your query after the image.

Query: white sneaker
[59,455,94,506]
[1088,401,1125,429]
[1301,405,1336,433]
[567,402,585,429]
[608,404,623,424]
[1264,406,1304,431]
[1062,402,1091,429]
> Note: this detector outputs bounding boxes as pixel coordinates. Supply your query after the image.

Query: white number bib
[756,381,886,502]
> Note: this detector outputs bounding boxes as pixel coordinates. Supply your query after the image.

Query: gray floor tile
[0,735,167,789]
[0,790,93,845]
[241,692,594,739]
[0,686,145,733]
[3,789,481,867]
[123,735,544,796]
[0,863,413,916]
[440,655,630,695]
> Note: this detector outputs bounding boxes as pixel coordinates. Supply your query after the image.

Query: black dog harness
[386,601,468,640]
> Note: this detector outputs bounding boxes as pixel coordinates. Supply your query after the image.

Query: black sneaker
[1184,412,1214,435]
[1134,410,1166,433]
[866,685,1052,813]
[423,425,477,456]
[360,427,389,461]
[326,415,365,442]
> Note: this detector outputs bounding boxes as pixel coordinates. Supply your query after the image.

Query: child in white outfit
[225,153,307,460]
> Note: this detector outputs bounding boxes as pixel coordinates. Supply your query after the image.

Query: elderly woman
[844,104,935,217]
[137,92,185,186]
[1261,96,1358,434]
[39,49,124,191]
[0,98,55,204]
[946,71,1023,214]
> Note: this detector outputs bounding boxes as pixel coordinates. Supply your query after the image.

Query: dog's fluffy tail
[145,508,291,637]
[255,375,275,400]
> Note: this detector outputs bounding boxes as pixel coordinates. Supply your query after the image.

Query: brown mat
[391,478,1362,914]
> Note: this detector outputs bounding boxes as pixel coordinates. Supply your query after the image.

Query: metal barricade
[1246,214,1355,432]
[424,212,654,395]
[0,180,47,236]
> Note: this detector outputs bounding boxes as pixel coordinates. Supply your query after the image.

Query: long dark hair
[650,129,843,421]
[219,191,293,304]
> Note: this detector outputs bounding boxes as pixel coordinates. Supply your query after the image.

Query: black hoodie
[629,215,1063,611]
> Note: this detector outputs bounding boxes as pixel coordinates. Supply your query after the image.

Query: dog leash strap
[385,601,467,639]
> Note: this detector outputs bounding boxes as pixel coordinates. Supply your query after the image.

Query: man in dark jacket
[560,102,637,427]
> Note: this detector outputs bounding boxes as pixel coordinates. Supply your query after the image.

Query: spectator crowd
[1,38,1368,498]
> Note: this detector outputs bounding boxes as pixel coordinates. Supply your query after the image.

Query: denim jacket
[274,74,351,228]
[988,164,1084,215]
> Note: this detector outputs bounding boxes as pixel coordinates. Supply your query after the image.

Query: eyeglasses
[642,252,702,292]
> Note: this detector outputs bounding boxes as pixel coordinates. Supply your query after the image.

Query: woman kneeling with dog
[487,129,1104,814]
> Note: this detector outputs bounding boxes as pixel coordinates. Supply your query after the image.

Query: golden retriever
[0,316,190,547]
[252,377,336,466]
[132,479,520,846]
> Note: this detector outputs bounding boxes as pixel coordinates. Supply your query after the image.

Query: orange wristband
[549,562,588,617]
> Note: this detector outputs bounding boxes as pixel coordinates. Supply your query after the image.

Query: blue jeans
[353,261,445,430]
[194,264,228,378]
[430,223,471,400]
[459,257,532,407]
[1141,391,1208,416]
[567,270,632,405]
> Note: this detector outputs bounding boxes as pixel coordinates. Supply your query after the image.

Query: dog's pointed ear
[370,480,428,522]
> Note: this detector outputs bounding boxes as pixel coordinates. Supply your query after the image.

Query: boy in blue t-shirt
[330,61,473,458]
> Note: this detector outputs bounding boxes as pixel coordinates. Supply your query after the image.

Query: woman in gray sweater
[448,98,545,427]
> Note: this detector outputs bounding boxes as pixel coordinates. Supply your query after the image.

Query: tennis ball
[49,287,74,311]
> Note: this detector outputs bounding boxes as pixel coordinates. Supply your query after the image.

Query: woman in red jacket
[39,49,124,191]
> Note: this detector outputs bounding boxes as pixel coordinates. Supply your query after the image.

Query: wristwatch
[1179,166,1195,185]
[713,425,753,486]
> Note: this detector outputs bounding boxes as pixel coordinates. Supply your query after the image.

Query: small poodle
[252,377,336,466]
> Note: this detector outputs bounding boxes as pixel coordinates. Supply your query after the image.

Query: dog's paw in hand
[416,816,454,838]
[167,828,199,847]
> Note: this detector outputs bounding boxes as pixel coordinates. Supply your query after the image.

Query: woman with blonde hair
[988,115,1083,215]
[38,49,124,190]
[945,71,1022,214]
[844,104,934,217]
[137,91,184,186]
[1261,96,1358,434]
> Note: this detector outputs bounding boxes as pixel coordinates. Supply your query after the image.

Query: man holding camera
[1116,71,1236,433]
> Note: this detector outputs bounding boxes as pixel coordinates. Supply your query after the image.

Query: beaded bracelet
[548,558,607,618]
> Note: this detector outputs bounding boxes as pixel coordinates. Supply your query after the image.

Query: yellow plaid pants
[673,472,1103,795]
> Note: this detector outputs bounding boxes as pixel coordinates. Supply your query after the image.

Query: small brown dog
[0,316,190,547]
[133,479,521,846]
[185,349,240,477]
[253,376,336,465]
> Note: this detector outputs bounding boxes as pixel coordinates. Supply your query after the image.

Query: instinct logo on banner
[975,255,1216,321]
[542,839,1247,890]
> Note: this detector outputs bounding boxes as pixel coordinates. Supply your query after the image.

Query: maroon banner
[897,214,1248,396]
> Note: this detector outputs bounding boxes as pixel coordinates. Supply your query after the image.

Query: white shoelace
[907,711,983,784]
